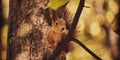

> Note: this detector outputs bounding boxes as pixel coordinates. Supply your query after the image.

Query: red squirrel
[47,17,68,49]
[45,7,75,56]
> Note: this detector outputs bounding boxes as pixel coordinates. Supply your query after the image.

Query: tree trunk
[109,29,120,60]
[109,1,120,60]
[7,0,65,60]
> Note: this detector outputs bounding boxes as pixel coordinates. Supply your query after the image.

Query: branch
[67,0,85,37]
[43,0,85,60]
[71,37,102,60]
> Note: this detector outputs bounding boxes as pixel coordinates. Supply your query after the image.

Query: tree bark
[109,29,120,60]
[109,1,120,60]
[7,0,65,60]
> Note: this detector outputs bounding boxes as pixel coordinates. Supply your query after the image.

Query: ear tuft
[56,1,69,18]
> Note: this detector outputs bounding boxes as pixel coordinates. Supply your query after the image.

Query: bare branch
[67,0,85,37]
[71,37,102,60]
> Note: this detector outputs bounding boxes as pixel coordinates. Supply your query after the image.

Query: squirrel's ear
[52,11,58,21]
[48,9,58,22]
[56,1,69,18]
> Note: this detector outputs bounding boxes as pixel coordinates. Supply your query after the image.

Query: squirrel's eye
[56,22,58,25]
[62,28,64,31]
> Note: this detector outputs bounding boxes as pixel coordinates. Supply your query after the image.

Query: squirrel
[46,14,75,56]
[45,8,67,50]
[44,5,75,56]
[47,17,68,49]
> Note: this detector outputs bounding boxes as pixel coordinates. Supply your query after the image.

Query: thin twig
[67,0,85,37]
[71,37,102,60]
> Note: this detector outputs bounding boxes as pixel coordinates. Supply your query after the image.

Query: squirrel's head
[52,17,67,34]
[47,3,69,34]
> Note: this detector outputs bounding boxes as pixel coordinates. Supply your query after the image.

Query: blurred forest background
[0,0,119,60]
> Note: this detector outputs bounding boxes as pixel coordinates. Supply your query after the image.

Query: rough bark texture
[7,0,65,60]
[109,29,120,60]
